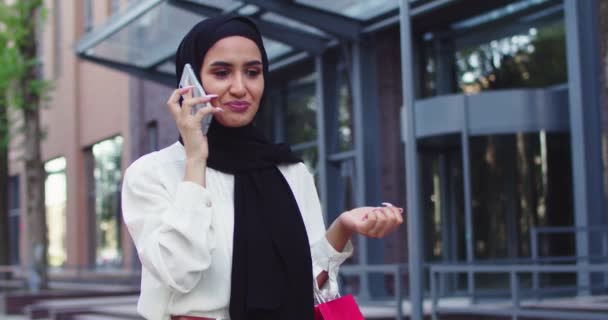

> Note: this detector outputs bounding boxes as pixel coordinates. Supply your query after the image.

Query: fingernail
[214,107,224,112]
[206,94,218,98]
[399,208,403,213]
[381,202,394,207]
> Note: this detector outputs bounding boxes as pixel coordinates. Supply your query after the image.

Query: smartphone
[178,63,213,135]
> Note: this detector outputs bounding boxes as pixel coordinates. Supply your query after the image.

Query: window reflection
[45,157,67,268]
[420,133,574,290]
[294,0,398,20]
[286,73,317,145]
[470,133,574,262]
[91,136,124,268]
[338,68,354,151]
[294,146,318,177]
[455,21,567,94]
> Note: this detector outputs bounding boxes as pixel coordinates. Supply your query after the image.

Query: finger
[384,207,404,234]
[181,95,217,117]
[167,87,192,118]
[394,207,404,225]
[368,209,389,237]
[194,104,224,122]
[386,206,402,224]
[169,86,194,104]
[383,209,401,235]
[183,85,193,100]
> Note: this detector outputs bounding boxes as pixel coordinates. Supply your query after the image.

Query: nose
[229,73,246,98]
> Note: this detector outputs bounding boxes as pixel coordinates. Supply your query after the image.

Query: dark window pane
[285,73,317,145]
[84,0,93,32]
[469,132,574,288]
[147,121,158,152]
[294,146,318,177]
[8,176,20,265]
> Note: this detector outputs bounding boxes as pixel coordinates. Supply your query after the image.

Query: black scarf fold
[175,15,314,320]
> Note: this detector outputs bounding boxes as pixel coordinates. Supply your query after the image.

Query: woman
[121,14,403,320]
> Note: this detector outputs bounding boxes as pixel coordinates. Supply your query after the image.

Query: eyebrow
[209,60,263,67]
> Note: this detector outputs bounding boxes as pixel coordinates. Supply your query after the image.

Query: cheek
[201,74,224,95]
[251,79,264,101]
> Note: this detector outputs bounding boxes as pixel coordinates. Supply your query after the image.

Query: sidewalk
[1,314,27,320]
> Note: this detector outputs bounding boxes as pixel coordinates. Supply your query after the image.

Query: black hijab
[175,15,313,320]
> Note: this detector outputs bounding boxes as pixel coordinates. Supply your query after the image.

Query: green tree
[0,0,51,291]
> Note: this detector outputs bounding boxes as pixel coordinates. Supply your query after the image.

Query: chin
[215,114,254,128]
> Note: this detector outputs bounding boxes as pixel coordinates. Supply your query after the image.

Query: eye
[213,69,229,78]
[246,68,261,77]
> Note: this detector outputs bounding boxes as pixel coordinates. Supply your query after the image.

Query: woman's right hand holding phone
[167,86,223,187]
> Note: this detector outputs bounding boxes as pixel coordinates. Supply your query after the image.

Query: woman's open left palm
[340,205,403,238]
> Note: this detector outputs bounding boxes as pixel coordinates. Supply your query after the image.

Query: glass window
[45,157,67,268]
[86,2,202,68]
[419,143,465,264]
[187,0,242,11]
[91,136,124,268]
[83,2,293,70]
[84,0,93,33]
[451,0,551,30]
[53,0,62,78]
[337,67,354,152]
[147,121,158,152]
[8,176,20,265]
[294,0,398,20]
[469,132,574,288]
[454,21,567,94]
[285,73,318,174]
[110,0,121,15]
[260,12,327,37]
[285,73,317,145]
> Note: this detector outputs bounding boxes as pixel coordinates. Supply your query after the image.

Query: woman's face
[200,36,264,127]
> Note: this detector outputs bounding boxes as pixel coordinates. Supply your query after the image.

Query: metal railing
[430,263,608,320]
[530,225,608,295]
[0,265,25,290]
[340,263,408,320]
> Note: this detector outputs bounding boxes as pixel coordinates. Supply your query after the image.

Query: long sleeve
[294,163,353,297]
[121,158,216,294]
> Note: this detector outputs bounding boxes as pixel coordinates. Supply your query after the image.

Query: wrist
[336,213,354,239]
[184,159,207,186]
[325,214,353,253]
[186,157,207,166]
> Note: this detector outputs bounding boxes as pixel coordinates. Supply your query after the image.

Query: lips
[224,101,250,113]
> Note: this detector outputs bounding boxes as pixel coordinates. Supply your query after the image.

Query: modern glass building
[22,0,605,318]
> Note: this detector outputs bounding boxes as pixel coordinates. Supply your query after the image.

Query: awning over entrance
[75,0,404,86]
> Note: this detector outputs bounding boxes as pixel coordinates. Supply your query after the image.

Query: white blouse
[121,142,353,320]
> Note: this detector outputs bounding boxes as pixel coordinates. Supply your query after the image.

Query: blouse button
[206,200,213,208]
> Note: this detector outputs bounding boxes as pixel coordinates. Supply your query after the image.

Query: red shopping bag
[314,294,365,320]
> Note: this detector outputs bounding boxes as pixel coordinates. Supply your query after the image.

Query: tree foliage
[0,0,51,291]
